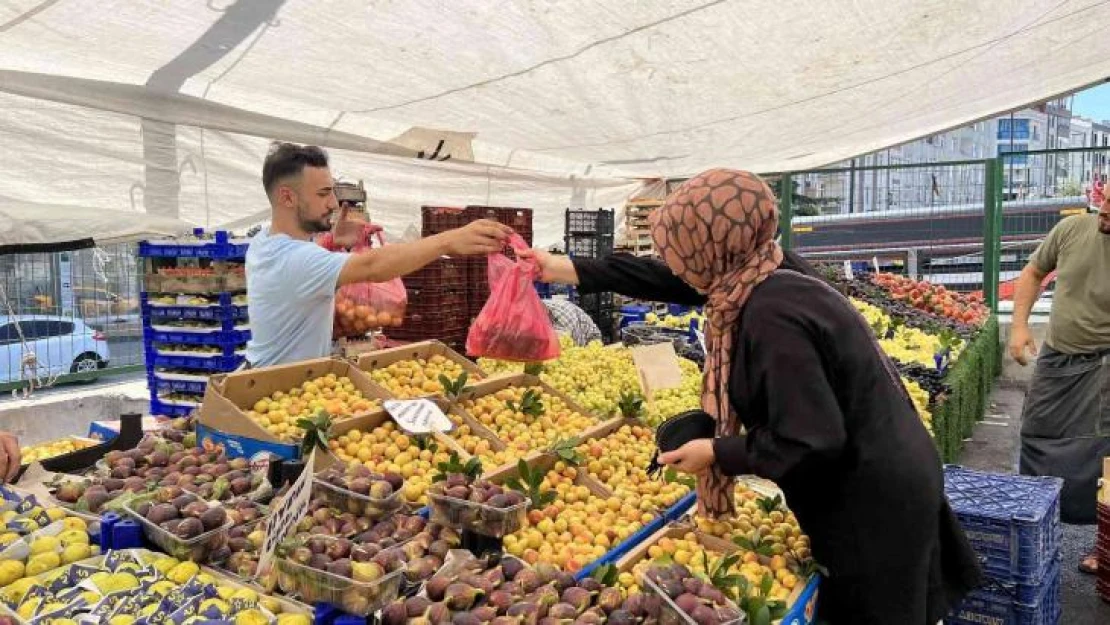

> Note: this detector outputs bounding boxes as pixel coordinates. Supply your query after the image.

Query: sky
[1070,83,1110,122]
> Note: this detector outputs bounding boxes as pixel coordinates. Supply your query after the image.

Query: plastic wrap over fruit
[466,235,560,362]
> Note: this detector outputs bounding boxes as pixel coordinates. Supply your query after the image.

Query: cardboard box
[355,340,486,399]
[198,357,393,460]
[483,450,612,497]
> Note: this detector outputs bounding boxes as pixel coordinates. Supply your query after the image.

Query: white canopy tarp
[2,0,1110,248]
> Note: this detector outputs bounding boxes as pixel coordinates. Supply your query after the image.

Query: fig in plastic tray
[641,564,745,625]
[123,497,233,562]
[275,535,403,616]
[427,490,529,538]
[312,480,403,521]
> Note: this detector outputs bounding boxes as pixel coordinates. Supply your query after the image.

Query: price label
[383,399,454,434]
[631,342,683,399]
[843,260,854,280]
[255,449,315,578]
[872,256,880,273]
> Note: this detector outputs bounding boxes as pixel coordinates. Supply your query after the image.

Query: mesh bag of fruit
[332,233,408,338]
[466,234,560,362]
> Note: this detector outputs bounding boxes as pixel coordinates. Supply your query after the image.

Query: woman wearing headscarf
[522,169,982,624]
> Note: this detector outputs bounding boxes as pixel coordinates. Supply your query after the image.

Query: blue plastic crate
[149,374,208,395]
[141,292,249,321]
[139,229,249,259]
[975,555,1062,608]
[147,352,244,371]
[149,396,198,417]
[948,557,1061,625]
[143,327,250,346]
[780,573,821,625]
[944,465,1063,584]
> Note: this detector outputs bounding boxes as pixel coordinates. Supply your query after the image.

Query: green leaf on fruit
[506,390,544,418]
[523,362,545,376]
[591,563,619,586]
[663,467,696,489]
[433,451,483,483]
[546,438,584,465]
[438,372,470,401]
[617,391,645,418]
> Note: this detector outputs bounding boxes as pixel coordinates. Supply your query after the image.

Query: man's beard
[297,203,332,234]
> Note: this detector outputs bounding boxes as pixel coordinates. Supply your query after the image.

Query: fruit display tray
[311,480,404,522]
[275,536,404,616]
[614,525,821,625]
[426,488,530,538]
[641,569,745,625]
[356,340,487,399]
[122,496,234,562]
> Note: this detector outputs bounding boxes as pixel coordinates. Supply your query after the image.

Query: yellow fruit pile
[693,484,811,562]
[244,374,380,441]
[576,424,689,510]
[502,462,651,572]
[443,412,525,472]
[461,386,598,452]
[327,420,452,504]
[20,438,96,464]
[1,552,308,625]
[0,515,92,588]
[478,337,702,424]
[850,299,964,368]
[903,376,934,436]
[368,355,479,398]
[621,532,796,602]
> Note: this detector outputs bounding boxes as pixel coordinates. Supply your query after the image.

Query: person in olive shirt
[1010,198,1110,573]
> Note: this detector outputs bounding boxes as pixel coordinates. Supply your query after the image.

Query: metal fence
[773,146,1110,312]
[0,243,144,393]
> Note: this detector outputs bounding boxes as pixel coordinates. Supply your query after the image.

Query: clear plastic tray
[275,536,403,616]
[122,498,233,562]
[641,570,745,625]
[426,489,529,538]
[312,480,403,522]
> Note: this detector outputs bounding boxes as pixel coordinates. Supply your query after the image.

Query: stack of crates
[419,205,535,332]
[384,257,469,352]
[139,229,250,416]
[564,209,616,342]
[944,465,1063,625]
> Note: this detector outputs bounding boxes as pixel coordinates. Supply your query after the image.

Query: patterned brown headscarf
[650,169,783,517]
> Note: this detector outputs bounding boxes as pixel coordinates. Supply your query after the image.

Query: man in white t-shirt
[245,143,510,368]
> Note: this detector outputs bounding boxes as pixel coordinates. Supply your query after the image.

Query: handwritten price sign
[383,399,454,435]
[255,449,315,578]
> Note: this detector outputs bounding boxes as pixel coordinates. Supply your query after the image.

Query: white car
[0,315,111,383]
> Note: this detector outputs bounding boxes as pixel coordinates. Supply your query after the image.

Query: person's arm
[0,432,20,482]
[1009,224,1061,365]
[520,249,706,306]
[337,219,509,287]
[711,309,848,483]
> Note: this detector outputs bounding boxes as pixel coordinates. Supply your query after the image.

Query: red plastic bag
[466,234,560,362]
[332,232,407,338]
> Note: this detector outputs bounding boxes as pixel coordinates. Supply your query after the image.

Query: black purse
[647,409,715,478]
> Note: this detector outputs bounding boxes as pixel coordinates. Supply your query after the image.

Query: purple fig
[425,603,451,624]
[444,583,483,611]
[689,605,721,625]
[425,576,451,602]
[561,587,591,614]
[548,604,577,620]
[597,587,623,614]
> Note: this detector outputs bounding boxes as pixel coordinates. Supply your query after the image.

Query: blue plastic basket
[147,352,244,371]
[779,573,821,625]
[139,229,249,259]
[149,396,198,417]
[141,292,248,320]
[943,465,1063,584]
[149,375,208,395]
[948,557,1061,625]
[143,327,250,346]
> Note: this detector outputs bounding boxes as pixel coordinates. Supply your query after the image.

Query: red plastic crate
[465,206,533,236]
[421,206,469,237]
[405,257,467,288]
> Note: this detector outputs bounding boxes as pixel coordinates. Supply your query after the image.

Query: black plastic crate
[565,234,614,259]
[466,206,533,235]
[565,209,615,236]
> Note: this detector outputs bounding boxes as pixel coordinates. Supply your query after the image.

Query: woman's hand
[658,438,715,475]
[0,432,21,482]
[516,248,580,285]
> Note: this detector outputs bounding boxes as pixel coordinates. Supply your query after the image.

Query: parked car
[0,315,111,383]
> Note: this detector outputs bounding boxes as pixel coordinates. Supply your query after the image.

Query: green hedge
[933,316,1000,463]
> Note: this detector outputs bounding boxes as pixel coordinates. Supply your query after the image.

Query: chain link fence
[0,244,144,393]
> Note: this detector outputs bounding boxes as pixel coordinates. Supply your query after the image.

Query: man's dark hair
[262,142,329,197]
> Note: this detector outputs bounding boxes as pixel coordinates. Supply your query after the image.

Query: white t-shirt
[245,227,349,367]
